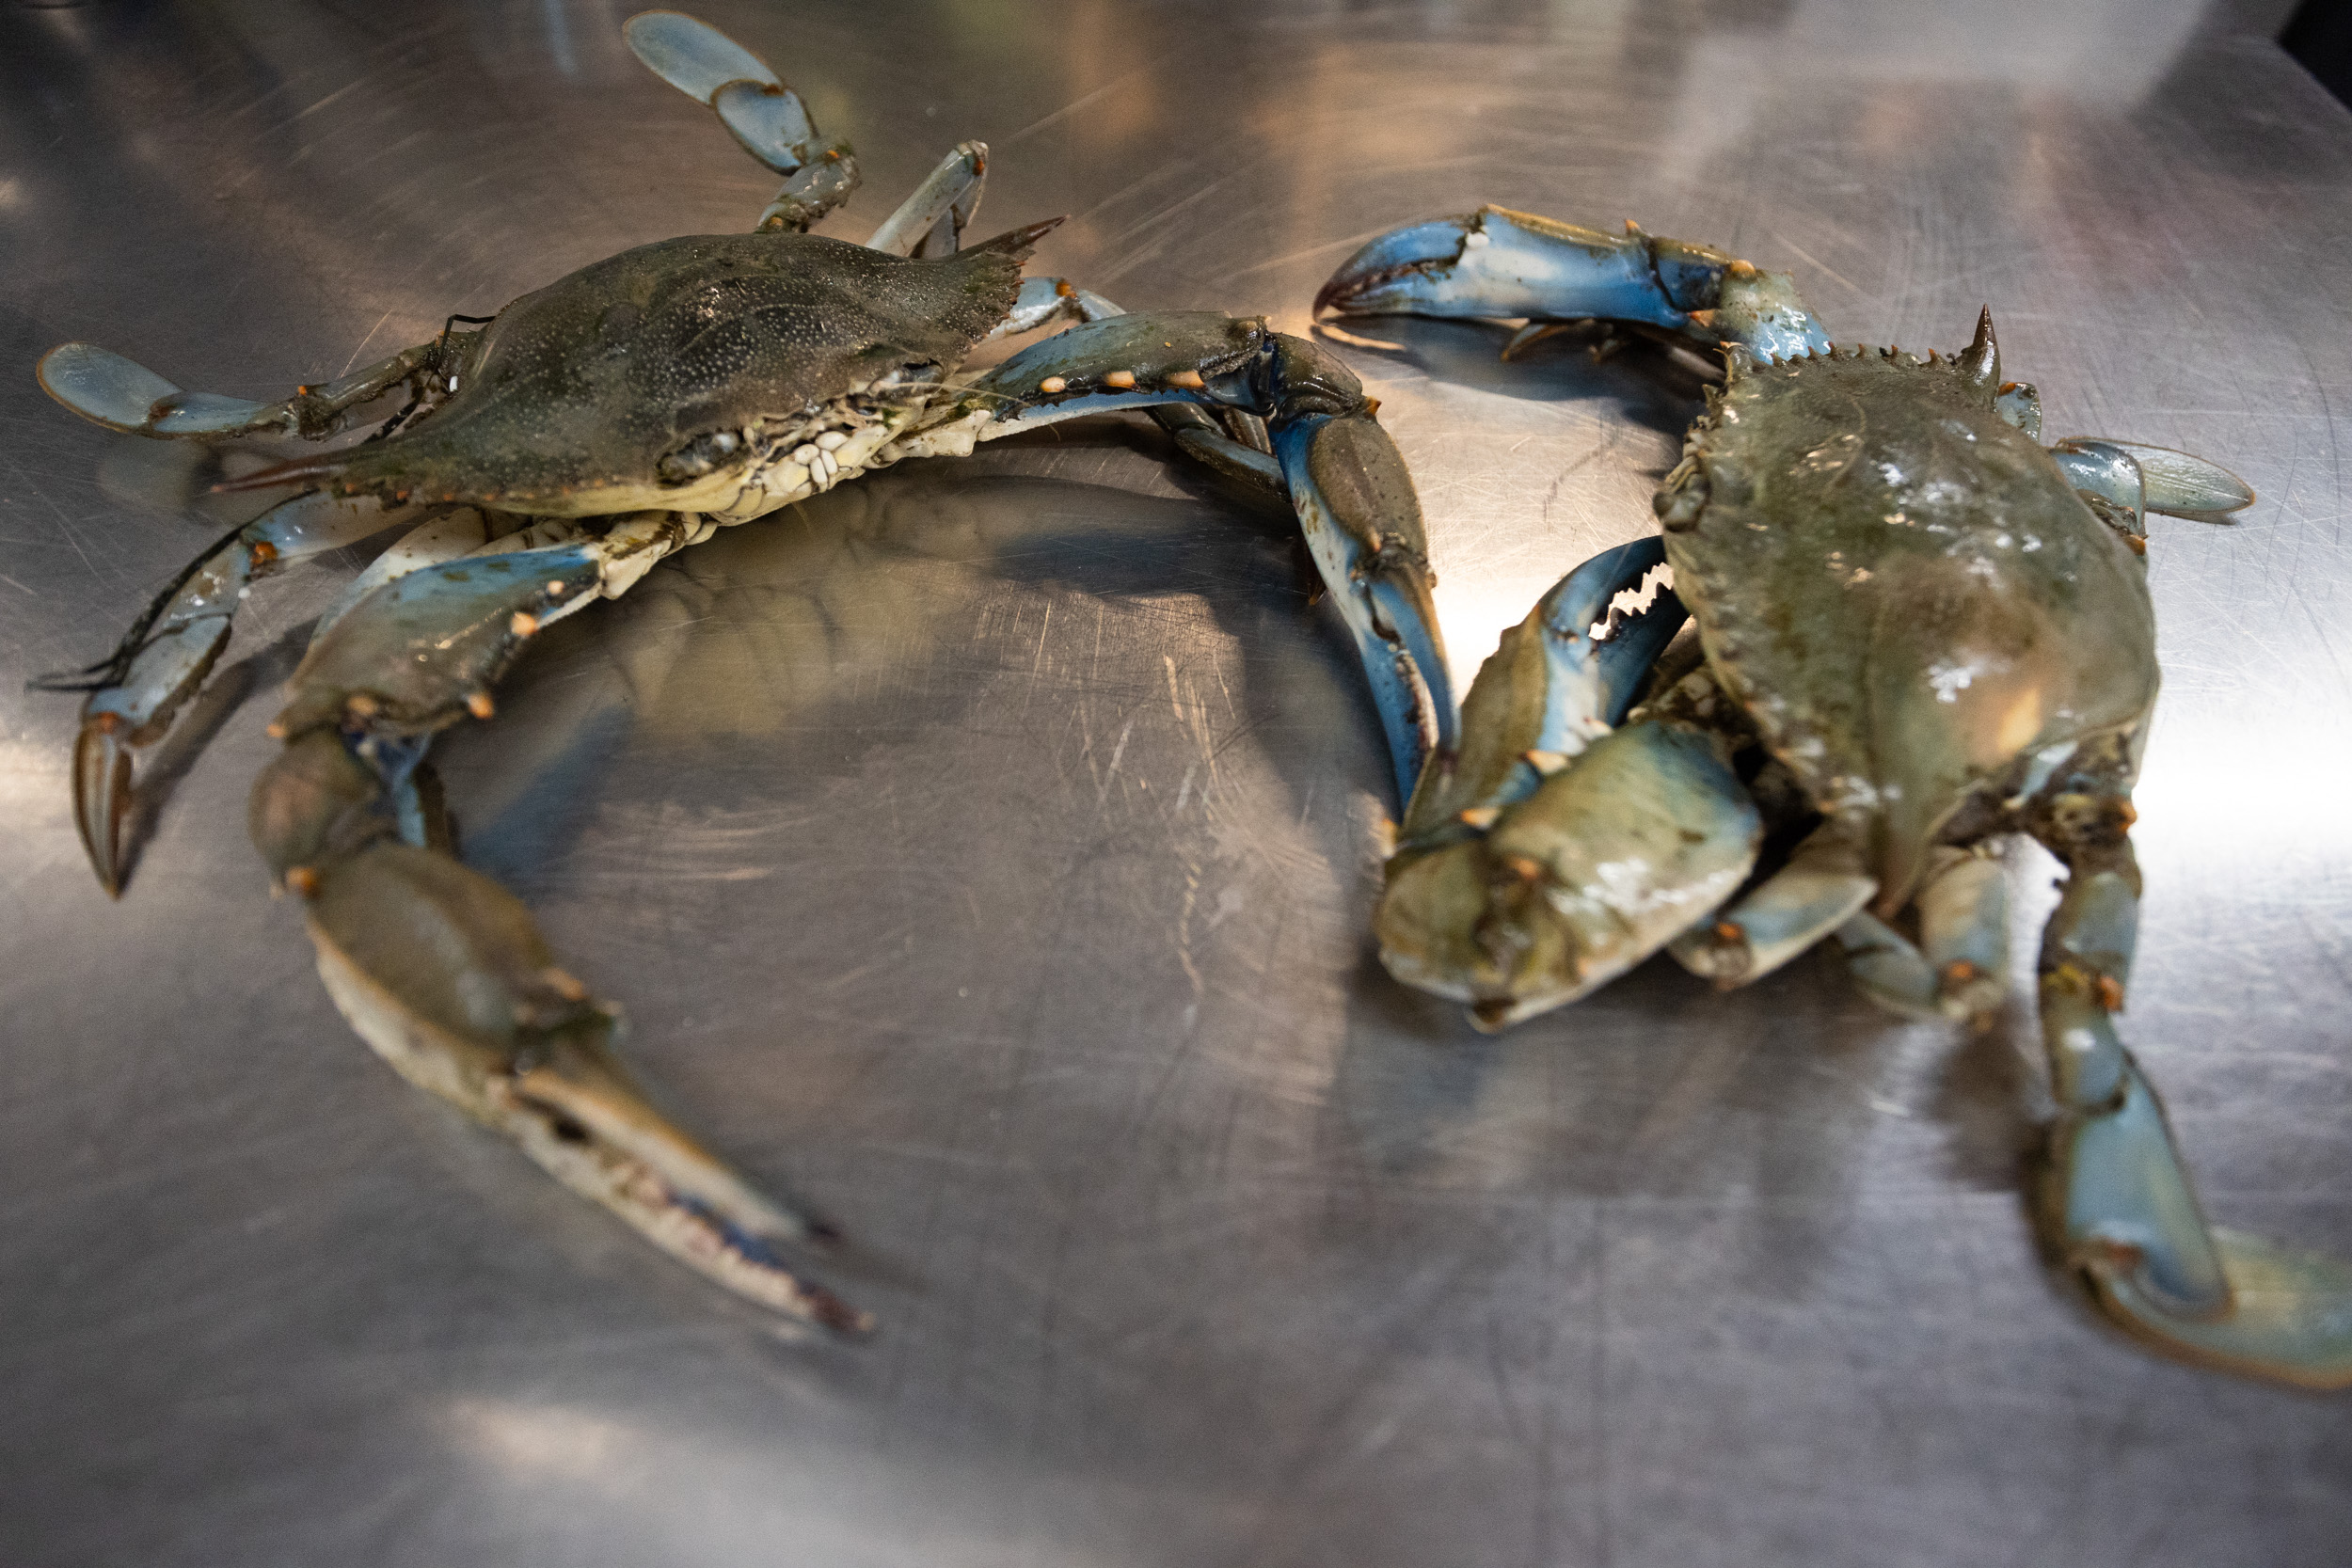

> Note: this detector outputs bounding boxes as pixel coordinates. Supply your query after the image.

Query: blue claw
[1397,538,1686,847]
[1317,206,1832,363]
[1531,536,1688,744]
[1317,211,1690,329]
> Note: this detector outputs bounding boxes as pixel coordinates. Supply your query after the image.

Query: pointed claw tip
[73,717,134,899]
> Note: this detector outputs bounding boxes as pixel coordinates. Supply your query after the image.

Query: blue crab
[1316,206,2352,1387]
[33,12,1455,1332]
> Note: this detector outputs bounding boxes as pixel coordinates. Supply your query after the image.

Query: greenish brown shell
[317,232,1027,511]
[1661,344,2158,906]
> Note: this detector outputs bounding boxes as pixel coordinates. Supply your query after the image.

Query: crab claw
[302,840,868,1332]
[1378,718,1762,1031]
[1316,208,1692,331]
[1314,215,1493,317]
[1397,537,1687,846]
[72,714,135,896]
[1318,207,1833,362]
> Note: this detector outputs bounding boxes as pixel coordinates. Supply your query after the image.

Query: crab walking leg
[1669,819,1877,987]
[2027,806,2352,1385]
[2052,437,2257,524]
[35,490,427,895]
[961,312,1457,798]
[866,142,987,258]
[38,340,446,441]
[986,276,1127,341]
[253,533,867,1330]
[1833,846,2012,1022]
[622,11,858,231]
[1315,205,1834,362]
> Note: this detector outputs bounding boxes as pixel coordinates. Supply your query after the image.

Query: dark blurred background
[2284,0,2352,103]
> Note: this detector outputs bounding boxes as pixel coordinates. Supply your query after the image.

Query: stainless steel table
[5,2,2349,1563]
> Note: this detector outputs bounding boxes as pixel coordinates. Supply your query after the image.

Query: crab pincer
[240,540,860,1331]
[1322,204,2352,1387]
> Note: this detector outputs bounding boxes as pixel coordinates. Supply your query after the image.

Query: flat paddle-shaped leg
[623,10,858,230]
[2031,798,2352,1386]
[38,339,446,441]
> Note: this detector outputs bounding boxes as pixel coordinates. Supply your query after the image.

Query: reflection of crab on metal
[1319,205,2352,1388]
[32,11,1455,1333]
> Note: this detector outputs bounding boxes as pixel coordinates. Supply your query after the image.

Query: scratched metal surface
[4,0,2350,1563]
